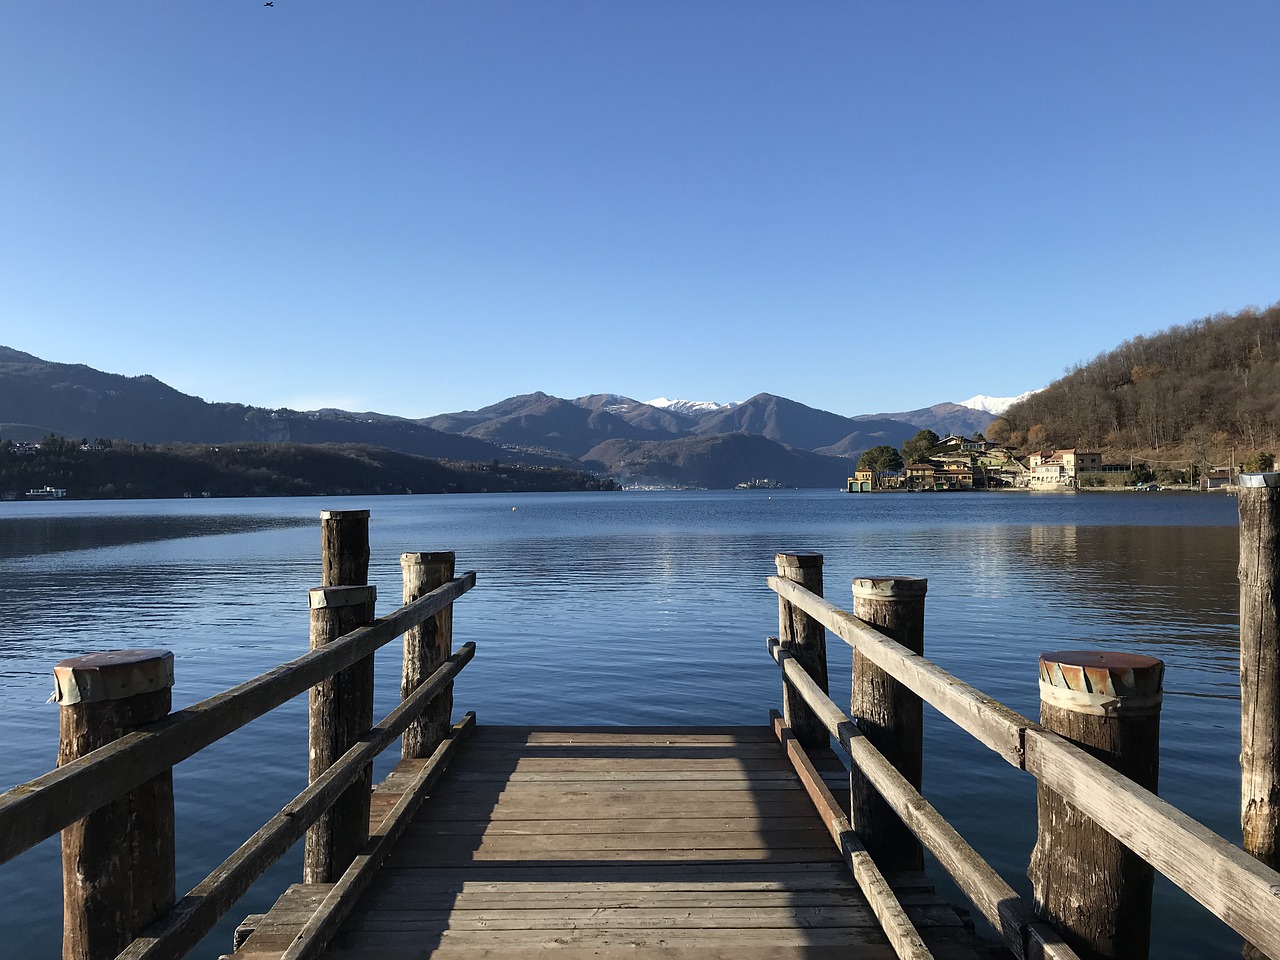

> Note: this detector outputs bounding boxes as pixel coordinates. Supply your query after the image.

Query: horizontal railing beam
[118,643,476,960]
[769,573,1280,957]
[768,575,1031,767]
[769,710,934,960]
[1025,728,1280,959]
[0,572,476,865]
[767,637,1079,960]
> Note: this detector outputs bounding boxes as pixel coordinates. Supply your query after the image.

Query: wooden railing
[0,510,476,960]
[767,551,1280,960]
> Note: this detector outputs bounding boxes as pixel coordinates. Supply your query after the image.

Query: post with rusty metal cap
[401,551,456,759]
[1028,650,1164,960]
[775,552,829,749]
[851,575,927,873]
[304,584,376,884]
[54,649,175,960]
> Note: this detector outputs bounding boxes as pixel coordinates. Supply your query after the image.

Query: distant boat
[24,486,67,500]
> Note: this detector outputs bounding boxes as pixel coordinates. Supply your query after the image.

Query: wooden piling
[850,575,926,873]
[400,551,456,759]
[304,585,376,884]
[1239,473,1280,960]
[320,509,370,587]
[54,649,175,960]
[775,551,828,749]
[1028,650,1163,960]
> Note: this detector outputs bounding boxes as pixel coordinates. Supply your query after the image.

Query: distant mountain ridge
[644,397,739,418]
[0,347,542,466]
[0,345,1014,489]
[856,402,998,439]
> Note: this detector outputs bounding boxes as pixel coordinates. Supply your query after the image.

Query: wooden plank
[348,861,857,888]
[406,797,817,821]
[358,889,869,910]
[345,904,889,931]
[321,946,989,960]
[469,726,776,744]
[404,816,825,836]
[0,573,477,866]
[386,844,837,865]
[445,769,802,782]
[327,926,941,947]
[460,743,793,760]
[323,944,908,960]
[422,783,819,808]
[454,757,794,772]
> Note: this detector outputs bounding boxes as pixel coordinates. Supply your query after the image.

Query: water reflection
[0,491,1248,959]
[0,512,314,561]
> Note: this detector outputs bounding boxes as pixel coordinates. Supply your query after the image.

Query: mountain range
[0,345,1009,490]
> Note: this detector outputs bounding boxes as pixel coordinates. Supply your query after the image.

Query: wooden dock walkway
[229,726,983,960]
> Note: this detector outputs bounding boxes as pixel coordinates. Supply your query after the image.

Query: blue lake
[0,489,1245,957]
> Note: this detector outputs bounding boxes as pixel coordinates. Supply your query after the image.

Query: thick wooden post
[54,649,175,960]
[775,552,829,749]
[1239,473,1280,960]
[320,509,370,587]
[304,585,376,884]
[851,576,926,873]
[401,551,456,759]
[1028,650,1163,960]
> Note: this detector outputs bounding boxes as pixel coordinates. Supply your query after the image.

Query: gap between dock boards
[229,725,988,960]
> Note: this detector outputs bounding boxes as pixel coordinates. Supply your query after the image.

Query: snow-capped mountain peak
[645,397,739,417]
[958,390,1041,416]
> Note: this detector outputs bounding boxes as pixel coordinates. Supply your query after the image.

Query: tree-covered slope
[989,302,1280,461]
[0,437,616,500]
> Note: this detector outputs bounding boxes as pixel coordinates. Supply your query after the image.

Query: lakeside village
[3,435,1256,500]
[839,434,1249,493]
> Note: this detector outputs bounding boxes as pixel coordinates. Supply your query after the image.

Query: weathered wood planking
[230,726,985,960]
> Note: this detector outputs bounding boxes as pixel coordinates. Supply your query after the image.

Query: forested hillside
[989,302,1280,466]
[0,438,616,500]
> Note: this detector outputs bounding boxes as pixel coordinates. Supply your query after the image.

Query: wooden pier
[230,725,981,960]
[8,502,1280,960]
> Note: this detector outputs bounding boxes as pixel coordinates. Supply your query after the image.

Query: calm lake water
[0,489,1245,957]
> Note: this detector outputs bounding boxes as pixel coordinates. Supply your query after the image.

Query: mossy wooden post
[54,649,175,960]
[401,551,456,759]
[304,584,376,883]
[851,576,926,873]
[320,509,370,587]
[775,551,828,749]
[1029,650,1163,960]
[1239,472,1280,960]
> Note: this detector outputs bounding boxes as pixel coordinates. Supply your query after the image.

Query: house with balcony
[1028,449,1103,486]
[904,462,938,490]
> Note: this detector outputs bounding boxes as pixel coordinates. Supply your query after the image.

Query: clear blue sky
[2,3,1277,418]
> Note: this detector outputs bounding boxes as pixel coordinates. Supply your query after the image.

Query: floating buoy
[512,506,517,511]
